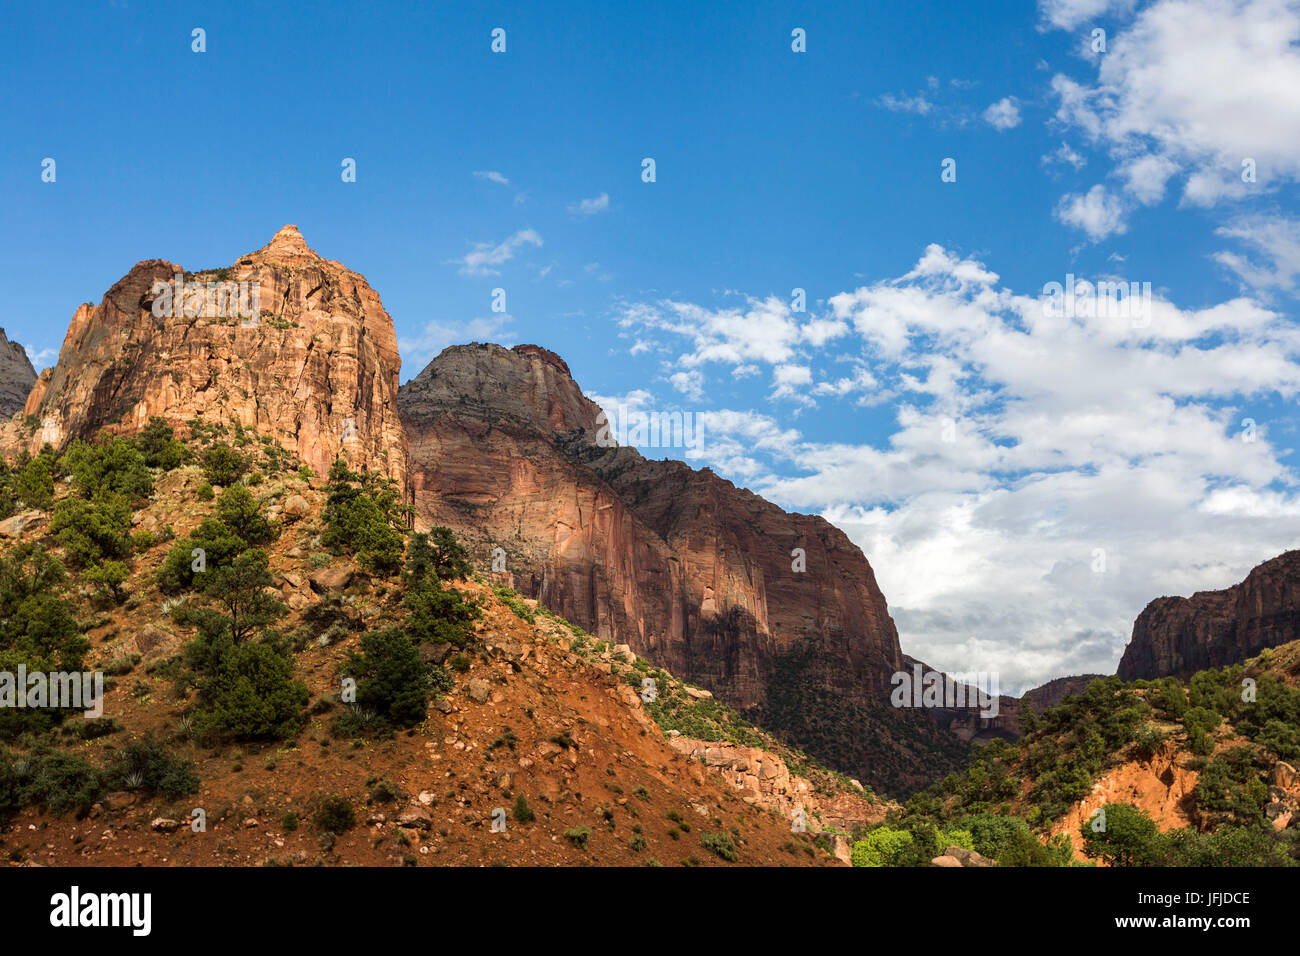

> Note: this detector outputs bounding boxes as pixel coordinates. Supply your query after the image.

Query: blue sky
[5,0,1300,691]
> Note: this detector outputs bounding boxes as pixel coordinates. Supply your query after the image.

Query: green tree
[83,560,130,604]
[407,528,472,583]
[215,483,274,545]
[156,518,247,593]
[1081,803,1168,866]
[851,826,914,867]
[50,493,133,567]
[405,575,479,647]
[342,627,430,728]
[321,460,407,575]
[201,443,247,486]
[175,549,286,644]
[131,417,191,470]
[12,449,56,510]
[59,435,153,500]
[194,639,308,741]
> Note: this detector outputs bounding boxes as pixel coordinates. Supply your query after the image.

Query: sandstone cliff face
[1118,550,1300,681]
[399,343,968,795]
[0,329,36,418]
[0,227,407,487]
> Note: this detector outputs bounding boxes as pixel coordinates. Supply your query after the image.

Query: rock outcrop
[0,226,407,487]
[399,342,970,796]
[0,329,36,418]
[665,735,885,838]
[914,663,1104,743]
[1118,550,1300,681]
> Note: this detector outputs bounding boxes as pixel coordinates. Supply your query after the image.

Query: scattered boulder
[0,510,43,538]
[282,495,312,518]
[942,845,994,867]
[419,642,452,665]
[466,679,490,704]
[309,565,354,593]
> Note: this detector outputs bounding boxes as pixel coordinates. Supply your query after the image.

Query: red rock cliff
[1118,550,1300,680]
[399,342,969,795]
[0,226,407,486]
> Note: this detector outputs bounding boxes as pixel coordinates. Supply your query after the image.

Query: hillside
[0,421,880,866]
[858,645,1300,866]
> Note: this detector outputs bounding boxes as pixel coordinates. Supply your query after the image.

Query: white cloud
[455,228,543,276]
[1049,0,1300,208]
[983,97,1022,130]
[1214,214,1300,296]
[568,193,611,216]
[669,369,706,401]
[1044,141,1088,170]
[24,346,58,371]
[628,244,1300,692]
[1039,0,1136,29]
[472,170,510,186]
[1055,184,1128,240]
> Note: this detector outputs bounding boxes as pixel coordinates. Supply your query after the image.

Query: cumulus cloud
[620,244,1300,692]
[1039,0,1136,29]
[472,170,510,185]
[455,228,543,276]
[1049,0,1300,208]
[24,346,59,372]
[983,97,1022,130]
[1055,184,1128,240]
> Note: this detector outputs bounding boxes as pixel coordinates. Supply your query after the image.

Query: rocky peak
[0,229,408,489]
[0,328,37,418]
[249,224,320,264]
[400,342,601,437]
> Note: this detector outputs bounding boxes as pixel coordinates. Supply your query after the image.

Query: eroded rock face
[1118,550,1300,681]
[399,342,968,795]
[915,664,1105,743]
[0,226,407,487]
[0,329,36,418]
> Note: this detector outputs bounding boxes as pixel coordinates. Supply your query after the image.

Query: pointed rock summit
[250,224,319,263]
[0,229,407,487]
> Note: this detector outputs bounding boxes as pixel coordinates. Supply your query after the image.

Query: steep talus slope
[0,226,407,486]
[1119,550,1300,680]
[399,342,970,796]
[0,330,36,418]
